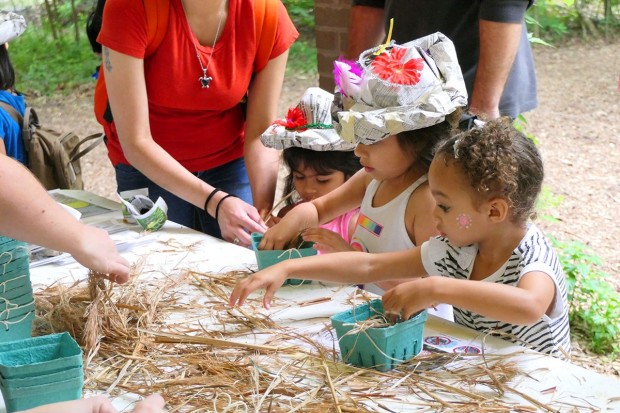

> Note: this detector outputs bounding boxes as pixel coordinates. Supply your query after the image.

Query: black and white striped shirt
[421,224,571,357]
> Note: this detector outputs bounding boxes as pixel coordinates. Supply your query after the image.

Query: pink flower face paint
[456,213,472,229]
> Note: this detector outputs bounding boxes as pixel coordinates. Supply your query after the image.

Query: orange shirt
[99,0,298,171]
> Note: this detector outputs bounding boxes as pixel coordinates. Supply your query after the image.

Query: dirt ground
[31,40,620,376]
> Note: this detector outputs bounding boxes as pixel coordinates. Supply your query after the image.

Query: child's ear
[487,198,509,223]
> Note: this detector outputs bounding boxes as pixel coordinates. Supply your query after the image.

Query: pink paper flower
[371,47,425,85]
[333,57,363,97]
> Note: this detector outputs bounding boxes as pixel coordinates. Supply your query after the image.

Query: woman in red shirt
[98,0,298,246]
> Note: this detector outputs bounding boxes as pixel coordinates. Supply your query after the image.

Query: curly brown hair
[434,117,543,224]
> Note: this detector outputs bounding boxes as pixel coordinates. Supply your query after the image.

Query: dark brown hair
[396,108,462,176]
[282,147,362,206]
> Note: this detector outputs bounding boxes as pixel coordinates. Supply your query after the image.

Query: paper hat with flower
[260,87,355,151]
[0,11,26,44]
[332,32,468,145]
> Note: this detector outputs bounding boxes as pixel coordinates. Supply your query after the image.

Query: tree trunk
[43,0,59,41]
[71,0,80,42]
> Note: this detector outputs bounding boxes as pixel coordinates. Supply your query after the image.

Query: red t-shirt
[99,0,298,171]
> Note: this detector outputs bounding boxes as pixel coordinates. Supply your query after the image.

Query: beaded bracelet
[204,188,222,214]
[215,194,237,223]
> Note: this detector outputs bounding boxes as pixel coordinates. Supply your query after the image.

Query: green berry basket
[0,374,84,412]
[1,283,33,302]
[0,312,35,343]
[0,291,34,313]
[330,299,428,371]
[0,366,83,388]
[0,275,32,297]
[0,333,83,379]
[251,233,316,285]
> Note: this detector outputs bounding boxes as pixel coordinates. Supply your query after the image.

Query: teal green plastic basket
[0,374,84,412]
[0,366,83,388]
[0,291,34,313]
[330,299,428,371]
[0,333,83,378]
[251,233,316,285]
[0,276,32,297]
[0,312,34,343]
[0,300,35,321]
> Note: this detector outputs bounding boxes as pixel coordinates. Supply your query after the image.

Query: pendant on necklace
[199,75,212,88]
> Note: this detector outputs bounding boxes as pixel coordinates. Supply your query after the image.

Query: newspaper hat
[333,32,468,145]
[260,87,355,151]
[0,11,26,44]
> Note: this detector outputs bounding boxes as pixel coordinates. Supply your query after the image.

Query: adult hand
[301,228,355,253]
[229,264,289,309]
[382,278,438,321]
[217,196,267,247]
[71,226,131,284]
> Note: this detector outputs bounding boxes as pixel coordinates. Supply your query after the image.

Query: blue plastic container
[331,299,428,371]
[251,233,316,285]
[0,333,83,378]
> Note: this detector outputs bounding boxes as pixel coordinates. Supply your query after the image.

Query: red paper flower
[371,47,425,85]
[274,107,308,131]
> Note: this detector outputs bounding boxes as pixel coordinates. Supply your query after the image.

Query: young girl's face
[354,135,414,181]
[428,157,489,247]
[292,164,346,202]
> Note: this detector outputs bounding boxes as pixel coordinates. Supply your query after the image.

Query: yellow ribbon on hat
[374,18,394,56]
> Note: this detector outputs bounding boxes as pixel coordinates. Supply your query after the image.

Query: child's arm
[382,271,556,324]
[260,170,368,250]
[301,227,356,253]
[229,246,426,308]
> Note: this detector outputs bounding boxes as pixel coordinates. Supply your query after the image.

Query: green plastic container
[1,283,33,301]
[0,312,34,343]
[0,333,83,378]
[0,366,83,388]
[0,291,34,312]
[251,233,315,285]
[0,375,84,412]
[0,276,32,296]
[0,301,35,322]
[0,263,30,282]
[331,299,427,371]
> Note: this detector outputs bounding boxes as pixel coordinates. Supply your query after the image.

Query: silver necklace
[183,1,225,89]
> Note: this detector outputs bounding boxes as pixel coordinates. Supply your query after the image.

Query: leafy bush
[11,21,99,95]
[551,237,620,355]
[527,0,620,42]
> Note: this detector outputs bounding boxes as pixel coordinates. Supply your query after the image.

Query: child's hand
[302,228,355,253]
[229,265,289,309]
[265,214,282,227]
[260,203,318,250]
[382,278,438,321]
[72,226,131,284]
